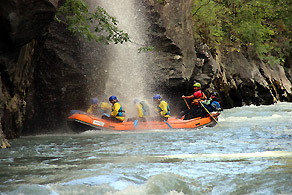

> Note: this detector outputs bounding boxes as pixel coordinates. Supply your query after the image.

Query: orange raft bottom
[67,112,219,133]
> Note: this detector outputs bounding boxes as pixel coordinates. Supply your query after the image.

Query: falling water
[97,0,150,105]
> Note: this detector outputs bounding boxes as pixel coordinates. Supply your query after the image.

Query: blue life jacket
[211,101,220,111]
[203,100,220,112]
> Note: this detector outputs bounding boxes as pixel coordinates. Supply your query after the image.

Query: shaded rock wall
[144,0,196,80]
[0,0,57,139]
[22,21,109,135]
[192,44,292,108]
[143,0,197,114]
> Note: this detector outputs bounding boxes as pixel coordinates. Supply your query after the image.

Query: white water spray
[97,0,150,107]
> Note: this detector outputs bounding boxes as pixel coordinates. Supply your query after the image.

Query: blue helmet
[109,96,118,101]
[153,94,161,100]
[91,98,98,104]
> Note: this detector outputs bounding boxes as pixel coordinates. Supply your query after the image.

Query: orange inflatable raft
[67,111,220,133]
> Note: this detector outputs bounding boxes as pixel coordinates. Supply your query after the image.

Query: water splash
[97,0,150,105]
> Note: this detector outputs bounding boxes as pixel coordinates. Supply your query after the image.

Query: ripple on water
[1,103,292,194]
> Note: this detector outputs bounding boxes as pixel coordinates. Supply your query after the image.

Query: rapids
[1,102,292,194]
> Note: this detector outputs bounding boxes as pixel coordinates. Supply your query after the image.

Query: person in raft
[127,99,149,122]
[150,94,170,121]
[201,92,221,116]
[131,98,150,122]
[87,98,100,116]
[178,82,207,120]
[102,95,125,123]
[99,99,112,115]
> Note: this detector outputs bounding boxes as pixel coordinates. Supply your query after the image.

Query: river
[1,102,292,194]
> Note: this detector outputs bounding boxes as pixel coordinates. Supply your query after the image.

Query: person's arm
[87,105,93,114]
[182,94,194,99]
[111,103,120,117]
[201,92,207,100]
[201,99,211,105]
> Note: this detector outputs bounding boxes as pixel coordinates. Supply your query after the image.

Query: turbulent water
[1,102,292,195]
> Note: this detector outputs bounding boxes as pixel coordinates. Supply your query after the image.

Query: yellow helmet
[193,82,201,88]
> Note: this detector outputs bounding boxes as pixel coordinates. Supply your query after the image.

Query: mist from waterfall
[96,0,151,115]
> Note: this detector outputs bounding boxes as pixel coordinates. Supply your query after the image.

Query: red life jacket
[193,90,203,98]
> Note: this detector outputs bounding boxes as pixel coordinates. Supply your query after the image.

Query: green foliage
[55,0,130,44]
[192,0,292,65]
[138,46,154,53]
[55,0,153,53]
[157,0,167,5]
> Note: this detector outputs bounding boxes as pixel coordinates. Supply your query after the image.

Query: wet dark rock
[22,20,109,135]
[0,0,57,52]
[0,0,57,138]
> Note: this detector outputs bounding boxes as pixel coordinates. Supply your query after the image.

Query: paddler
[87,98,99,116]
[178,82,207,120]
[102,96,125,123]
[151,94,170,121]
[201,92,222,114]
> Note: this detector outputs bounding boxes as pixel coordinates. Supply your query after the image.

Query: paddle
[183,98,190,109]
[164,120,172,129]
[134,120,138,128]
[200,101,219,124]
[102,113,110,117]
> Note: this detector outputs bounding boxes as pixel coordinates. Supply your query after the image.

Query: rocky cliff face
[143,0,292,110]
[0,0,57,139]
[0,0,291,140]
[215,50,292,107]
[142,0,197,114]
[22,21,109,135]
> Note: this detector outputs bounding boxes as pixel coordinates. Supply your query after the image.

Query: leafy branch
[55,0,129,44]
[192,0,211,17]
[55,0,154,53]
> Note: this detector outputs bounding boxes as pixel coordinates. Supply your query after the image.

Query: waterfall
[97,0,150,103]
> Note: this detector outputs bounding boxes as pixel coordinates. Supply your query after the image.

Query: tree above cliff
[192,0,292,65]
[55,0,130,44]
[55,0,154,52]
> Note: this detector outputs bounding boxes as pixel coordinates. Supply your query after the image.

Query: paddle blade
[102,113,110,117]
[164,120,172,129]
[134,120,138,128]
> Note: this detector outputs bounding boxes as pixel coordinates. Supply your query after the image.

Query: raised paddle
[200,101,219,124]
